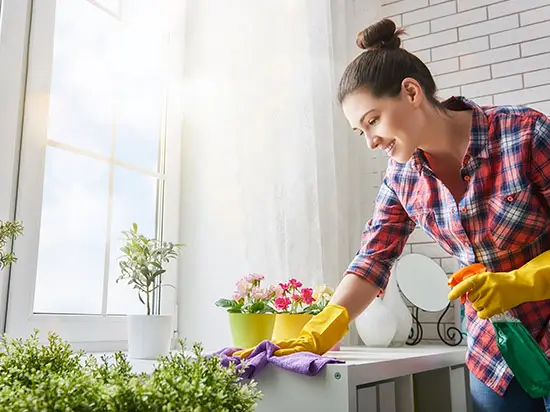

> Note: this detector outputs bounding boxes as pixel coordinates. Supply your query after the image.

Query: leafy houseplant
[0,330,261,411]
[118,223,182,315]
[216,274,279,348]
[117,223,183,359]
[0,219,23,270]
[215,273,278,314]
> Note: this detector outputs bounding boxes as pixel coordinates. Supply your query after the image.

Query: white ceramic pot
[128,314,173,359]
[355,298,397,347]
[385,274,413,347]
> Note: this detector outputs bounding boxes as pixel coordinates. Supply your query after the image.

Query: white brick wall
[360,0,550,342]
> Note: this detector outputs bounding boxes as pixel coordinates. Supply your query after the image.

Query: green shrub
[0,332,111,411]
[0,331,261,412]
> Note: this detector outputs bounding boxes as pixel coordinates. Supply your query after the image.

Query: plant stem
[146,288,151,316]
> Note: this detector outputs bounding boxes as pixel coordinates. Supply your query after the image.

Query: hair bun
[356,18,405,51]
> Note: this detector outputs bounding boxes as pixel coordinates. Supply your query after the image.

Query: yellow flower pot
[272,313,313,340]
[228,313,276,349]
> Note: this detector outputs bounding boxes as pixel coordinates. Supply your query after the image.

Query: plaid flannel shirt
[345,96,550,395]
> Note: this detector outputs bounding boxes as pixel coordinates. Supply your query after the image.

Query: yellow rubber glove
[233,304,349,358]
[448,250,550,319]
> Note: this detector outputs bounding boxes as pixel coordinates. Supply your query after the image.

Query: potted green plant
[117,223,183,359]
[0,219,23,271]
[215,273,278,348]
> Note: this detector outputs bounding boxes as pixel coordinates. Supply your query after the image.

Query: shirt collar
[410,96,489,173]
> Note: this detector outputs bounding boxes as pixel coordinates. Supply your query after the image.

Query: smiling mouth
[383,140,396,155]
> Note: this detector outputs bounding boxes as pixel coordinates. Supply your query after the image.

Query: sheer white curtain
[177,0,376,349]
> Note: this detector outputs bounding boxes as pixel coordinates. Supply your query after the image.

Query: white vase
[355,297,397,348]
[384,274,413,347]
[128,314,173,359]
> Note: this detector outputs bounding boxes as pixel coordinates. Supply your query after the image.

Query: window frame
[1,0,184,351]
[0,0,31,335]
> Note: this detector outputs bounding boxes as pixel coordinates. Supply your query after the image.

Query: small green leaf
[137,292,145,305]
[227,305,243,313]
[248,301,265,313]
[215,299,236,308]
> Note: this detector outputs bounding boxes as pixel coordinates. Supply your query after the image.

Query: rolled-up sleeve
[345,175,415,291]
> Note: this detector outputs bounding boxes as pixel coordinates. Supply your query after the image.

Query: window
[4,0,183,350]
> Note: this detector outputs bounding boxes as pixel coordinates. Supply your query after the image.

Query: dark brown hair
[337,18,441,107]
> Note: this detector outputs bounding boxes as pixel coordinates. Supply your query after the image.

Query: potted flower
[216,273,278,348]
[117,223,183,359]
[271,279,334,341]
[0,219,23,271]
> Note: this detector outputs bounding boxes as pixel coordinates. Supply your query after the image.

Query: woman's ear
[401,78,423,107]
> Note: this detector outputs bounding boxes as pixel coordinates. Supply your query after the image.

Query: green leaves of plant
[248,301,270,314]
[215,299,236,308]
[301,303,323,315]
[117,223,183,315]
[0,331,261,411]
[0,220,23,270]
[215,299,243,313]
[215,298,275,314]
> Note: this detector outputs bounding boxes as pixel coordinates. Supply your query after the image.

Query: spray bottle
[449,264,550,398]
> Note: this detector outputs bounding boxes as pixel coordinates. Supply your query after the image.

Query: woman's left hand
[448,250,550,319]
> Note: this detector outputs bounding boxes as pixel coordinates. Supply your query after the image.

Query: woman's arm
[332,174,415,320]
[330,273,380,320]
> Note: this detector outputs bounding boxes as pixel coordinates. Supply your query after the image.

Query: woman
[235,18,550,411]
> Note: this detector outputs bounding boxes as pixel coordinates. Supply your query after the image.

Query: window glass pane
[92,0,120,16]
[33,147,108,314]
[107,167,158,314]
[114,18,166,172]
[47,0,118,155]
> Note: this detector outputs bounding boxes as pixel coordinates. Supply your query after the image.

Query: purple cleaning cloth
[214,340,344,379]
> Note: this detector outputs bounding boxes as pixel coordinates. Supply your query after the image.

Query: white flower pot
[127,314,173,359]
[355,298,397,347]
[385,274,413,347]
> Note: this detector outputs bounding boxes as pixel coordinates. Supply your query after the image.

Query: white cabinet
[357,381,397,412]
[357,385,378,411]
[255,345,471,412]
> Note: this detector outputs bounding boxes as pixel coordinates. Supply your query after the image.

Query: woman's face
[341,80,425,164]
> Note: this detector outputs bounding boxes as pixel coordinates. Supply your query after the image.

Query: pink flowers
[274,296,292,311]
[268,284,284,299]
[234,279,251,300]
[301,287,315,305]
[217,273,274,314]
[246,273,264,283]
[250,286,266,301]
[275,279,325,314]
[289,278,303,289]
[217,273,335,315]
